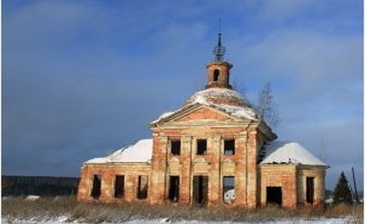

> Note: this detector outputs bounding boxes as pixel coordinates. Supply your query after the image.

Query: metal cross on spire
[213,18,226,61]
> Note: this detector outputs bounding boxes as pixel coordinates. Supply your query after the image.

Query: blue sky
[3,0,363,191]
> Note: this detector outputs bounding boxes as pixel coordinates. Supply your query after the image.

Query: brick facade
[260,164,326,207]
[77,36,327,208]
[77,163,151,203]
[147,108,273,207]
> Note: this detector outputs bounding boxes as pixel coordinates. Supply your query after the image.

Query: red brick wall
[77,163,150,203]
[260,164,297,208]
[178,107,229,121]
[78,106,276,207]
[149,106,267,207]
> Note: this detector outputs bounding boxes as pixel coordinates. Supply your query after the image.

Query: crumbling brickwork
[77,163,150,203]
[148,107,273,207]
[77,38,327,208]
[260,164,326,208]
[297,165,326,206]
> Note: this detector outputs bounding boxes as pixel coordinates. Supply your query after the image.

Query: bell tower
[205,32,233,89]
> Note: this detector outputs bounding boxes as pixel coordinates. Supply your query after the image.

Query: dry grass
[2,196,77,222]
[2,196,363,223]
[324,203,364,224]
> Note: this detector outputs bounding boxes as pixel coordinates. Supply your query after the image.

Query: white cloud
[254,0,317,21]
[232,29,362,102]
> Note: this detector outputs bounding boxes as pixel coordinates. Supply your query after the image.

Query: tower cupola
[205,32,233,89]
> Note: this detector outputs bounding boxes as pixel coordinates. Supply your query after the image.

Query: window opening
[137,175,148,199]
[168,176,180,202]
[213,69,220,81]
[91,174,101,199]
[193,176,208,206]
[224,139,235,155]
[171,139,181,156]
[223,176,235,204]
[306,177,314,204]
[197,139,207,155]
[114,175,125,198]
[266,187,282,206]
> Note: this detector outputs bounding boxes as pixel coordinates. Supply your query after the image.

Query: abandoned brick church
[77,33,328,208]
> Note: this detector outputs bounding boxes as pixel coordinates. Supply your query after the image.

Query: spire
[205,19,233,89]
[213,33,226,61]
[213,19,226,61]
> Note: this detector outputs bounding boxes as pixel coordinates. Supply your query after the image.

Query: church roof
[185,87,251,107]
[150,88,260,124]
[260,141,327,166]
[85,139,152,164]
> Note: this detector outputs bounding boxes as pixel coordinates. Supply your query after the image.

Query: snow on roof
[151,88,259,124]
[185,88,260,120]
[151,111,177,124]
[85,139,152,164]
[216,104,258,120]
[189,88,246,102]
[260,141,327,166]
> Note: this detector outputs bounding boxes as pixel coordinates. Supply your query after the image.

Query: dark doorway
[137,175,148,199]
[306,177,314,204]
[91,174,101,199]
[114,175,125,198]
[193,176,208,206]
[168,176,180,202]
[266,186,282,206]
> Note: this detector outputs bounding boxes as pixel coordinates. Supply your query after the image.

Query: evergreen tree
[333,171,353,204]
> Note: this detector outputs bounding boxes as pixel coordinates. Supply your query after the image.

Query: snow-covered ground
[1,217,353,224]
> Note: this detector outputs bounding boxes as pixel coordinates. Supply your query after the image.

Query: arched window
[213,69,220,81]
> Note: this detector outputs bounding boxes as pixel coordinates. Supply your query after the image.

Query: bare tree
[231,79,254,107]
[257,82,280,129]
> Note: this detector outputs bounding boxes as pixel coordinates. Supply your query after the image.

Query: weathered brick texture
[77,163,150,203]
[77,58,326,208]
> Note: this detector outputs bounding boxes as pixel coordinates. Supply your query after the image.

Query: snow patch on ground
[1,217,353,224]
[24,195,40,201]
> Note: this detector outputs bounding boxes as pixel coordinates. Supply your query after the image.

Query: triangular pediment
[150,103,256,127]
[177,105,232,122]
[161,104,239,124]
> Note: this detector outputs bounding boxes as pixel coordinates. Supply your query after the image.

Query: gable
[177,106,231,122]
[150,103,257,127]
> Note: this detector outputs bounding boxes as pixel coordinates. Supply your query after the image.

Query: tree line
[2,175,79,196]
